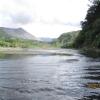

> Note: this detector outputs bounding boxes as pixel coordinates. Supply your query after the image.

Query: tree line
[74,0,100,48]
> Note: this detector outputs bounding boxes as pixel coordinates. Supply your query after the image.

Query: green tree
[74,0,100,48]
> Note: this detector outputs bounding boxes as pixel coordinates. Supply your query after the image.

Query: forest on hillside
[74,0,100,49]
[53,31,79,48]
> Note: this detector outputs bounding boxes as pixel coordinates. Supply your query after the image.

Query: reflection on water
[0,49,100,100]
[78,94,100,100]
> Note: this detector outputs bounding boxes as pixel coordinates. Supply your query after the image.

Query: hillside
[0,27,55,48]
[0,27,38,48]
[53,31,79,48]
[74,0,100,49]
[0,27,35,40]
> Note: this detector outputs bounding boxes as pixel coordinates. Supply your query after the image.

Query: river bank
[0,47,75,55]
[1,47,100,58]
[80,48,100,58]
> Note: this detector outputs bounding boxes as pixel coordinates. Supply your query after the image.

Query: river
[0,49,100,100]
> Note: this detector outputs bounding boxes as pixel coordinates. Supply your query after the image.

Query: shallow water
[0,49,100,100]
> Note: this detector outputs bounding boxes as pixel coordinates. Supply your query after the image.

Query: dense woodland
[53,31,79,48]
[74,0,100,49]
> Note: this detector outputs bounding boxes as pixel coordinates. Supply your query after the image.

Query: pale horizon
[0,0,89,38]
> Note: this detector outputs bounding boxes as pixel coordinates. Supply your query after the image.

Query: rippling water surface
[0,49,100,100]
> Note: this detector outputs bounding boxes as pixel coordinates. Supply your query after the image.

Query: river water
[0,49,100,100]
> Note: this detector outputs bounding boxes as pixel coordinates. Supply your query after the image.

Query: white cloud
[0,0,89,38]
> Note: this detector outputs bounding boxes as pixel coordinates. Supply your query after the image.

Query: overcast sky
[0,0,89,38]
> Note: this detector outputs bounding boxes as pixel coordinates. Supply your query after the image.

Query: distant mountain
[0,27,35,40]
[38,37,55,43]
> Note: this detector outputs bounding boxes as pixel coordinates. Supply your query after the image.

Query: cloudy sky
[0,0,89,38]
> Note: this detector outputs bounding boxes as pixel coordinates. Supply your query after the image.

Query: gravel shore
[0,47,74,55]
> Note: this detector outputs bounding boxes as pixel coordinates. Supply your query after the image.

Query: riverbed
[0,49,100,100]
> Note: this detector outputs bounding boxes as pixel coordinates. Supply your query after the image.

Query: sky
[0,0,89,38]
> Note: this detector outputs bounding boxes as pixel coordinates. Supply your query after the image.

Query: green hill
[0,27,39,48]
[54,31,79,48]
[0,27,55,48]
[0,27,35,40]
